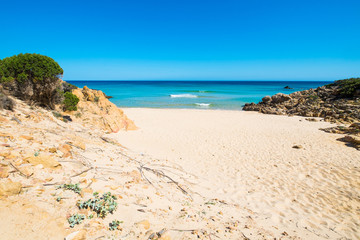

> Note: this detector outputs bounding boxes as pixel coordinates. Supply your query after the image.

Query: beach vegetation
[52,111,62,118]
[63,92,79,111]
[68,213,85,228]
[326,78,360,97]
[109,220,122,231]
[57,183,82,195]
[62,81,78,93]
[0,53,63,108]
[77,192,118,218]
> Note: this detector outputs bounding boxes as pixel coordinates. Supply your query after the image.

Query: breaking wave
[170,94,198,98]
[195,103,211,107]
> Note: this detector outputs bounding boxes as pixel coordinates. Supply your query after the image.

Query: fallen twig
[70,167,93,178]
[9,162,29,178]
[141,165,191,197]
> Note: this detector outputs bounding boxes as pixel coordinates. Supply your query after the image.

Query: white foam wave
[170,94,198,98]
[195,103,211,107]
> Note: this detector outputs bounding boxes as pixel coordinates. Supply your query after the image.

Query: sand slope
[114,108,360,239]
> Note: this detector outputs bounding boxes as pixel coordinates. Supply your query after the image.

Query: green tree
[0,53,63,108]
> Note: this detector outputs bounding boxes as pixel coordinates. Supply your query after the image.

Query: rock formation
[70,86,137,132]
[243,80,360,123]
[320,123,360,150]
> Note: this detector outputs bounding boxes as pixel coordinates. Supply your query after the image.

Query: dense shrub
[0,53,63,108]
[62,81,78,93]
[63,92,79,111]
[327,78,360,97]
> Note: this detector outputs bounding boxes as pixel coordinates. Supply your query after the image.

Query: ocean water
[68,81,331,110]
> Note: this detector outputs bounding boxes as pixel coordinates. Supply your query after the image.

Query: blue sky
[1,0,359,80]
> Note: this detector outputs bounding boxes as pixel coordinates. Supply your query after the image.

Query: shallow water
[68,80,331,110]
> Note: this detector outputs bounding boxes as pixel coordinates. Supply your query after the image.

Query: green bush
[63,92,79,111]
[0,53,63,83]
[0,53,63,108]
[62,81,78,93]
[327,78,360,97]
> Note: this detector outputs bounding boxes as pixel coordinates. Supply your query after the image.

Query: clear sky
[1,0,359,80]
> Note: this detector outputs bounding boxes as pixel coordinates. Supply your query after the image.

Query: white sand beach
[1,101,359,240]
[113,108,360,239]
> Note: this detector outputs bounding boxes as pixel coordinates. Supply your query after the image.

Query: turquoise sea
[68,81,331,110]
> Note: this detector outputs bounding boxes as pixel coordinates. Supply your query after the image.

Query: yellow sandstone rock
[0,116,9,122]
[67,140,86,150]
[0,167,9,178]
[71,87,137,133]
[0,132,14,140]
[137,220,150,230]
[0,151,18,159]
[65,230,87,240]
[24,155,61,169]
[18,165,34,177]
[20,135,34,141]
[159,235,172,240]
[58,144,72,158]
[0,180,22,196]
[48,147,57,153]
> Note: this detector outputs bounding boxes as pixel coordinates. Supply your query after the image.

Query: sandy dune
[114,108,360,239]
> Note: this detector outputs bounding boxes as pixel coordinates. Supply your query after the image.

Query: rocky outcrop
[71,86,137,132]
[320,123,360,150]
[243,83,360,123]
[0,89,15,111]
[0,77,63,109]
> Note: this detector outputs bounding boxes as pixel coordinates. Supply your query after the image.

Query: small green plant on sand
[77,192,117,218]
[74,112,82,118]
[52,111,62,118]
[68,213,85,228]
[57,183,82,195]
[34,150,40,157]
[109,220,122,231]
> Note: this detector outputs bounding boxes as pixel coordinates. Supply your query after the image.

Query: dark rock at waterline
[284,86,293,89]
[243,78,360,123]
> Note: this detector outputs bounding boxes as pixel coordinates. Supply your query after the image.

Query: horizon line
[66,79,334,82]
